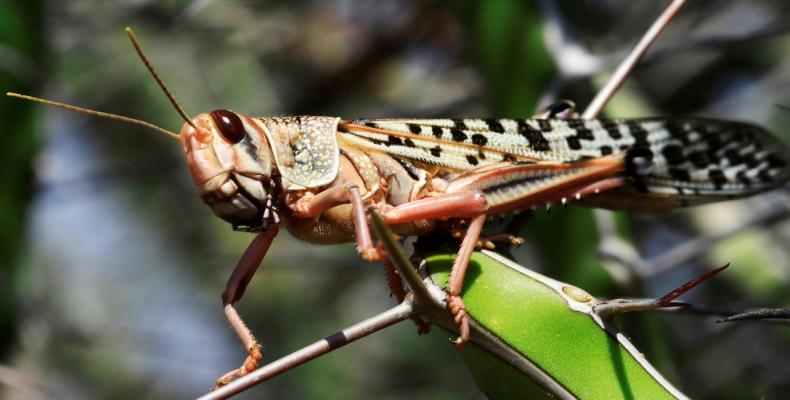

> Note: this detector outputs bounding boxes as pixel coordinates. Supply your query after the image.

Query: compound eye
[210,109,245,144]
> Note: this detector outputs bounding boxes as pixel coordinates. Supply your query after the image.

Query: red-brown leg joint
[242,342,262,374]
[359,247,384,262]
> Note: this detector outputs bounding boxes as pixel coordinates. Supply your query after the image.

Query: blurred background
[1,0,789,398]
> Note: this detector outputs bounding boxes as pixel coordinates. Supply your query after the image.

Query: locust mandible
[9,28,790,389]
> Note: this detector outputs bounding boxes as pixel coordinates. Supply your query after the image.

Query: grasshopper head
[180,109,280,232]
[8,30,287,233]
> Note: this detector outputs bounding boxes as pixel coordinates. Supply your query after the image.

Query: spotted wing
[339,117,789,201]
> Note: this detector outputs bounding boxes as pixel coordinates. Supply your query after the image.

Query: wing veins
[338,121,540,162]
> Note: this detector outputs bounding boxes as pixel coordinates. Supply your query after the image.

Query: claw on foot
[211,343,263,391]
[476,234,525,250]
[447,294,469,347]
[359,246,383,262]
[477,239,497,250]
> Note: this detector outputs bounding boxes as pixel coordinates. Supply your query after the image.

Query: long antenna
[6,92,180,140]
[124,27,197,130]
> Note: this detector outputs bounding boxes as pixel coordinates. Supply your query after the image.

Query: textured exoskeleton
[178,108,790,387]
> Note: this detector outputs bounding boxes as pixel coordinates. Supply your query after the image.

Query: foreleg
[214,227,279,390]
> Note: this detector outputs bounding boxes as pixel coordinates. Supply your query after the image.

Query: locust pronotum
[9,26,790,389]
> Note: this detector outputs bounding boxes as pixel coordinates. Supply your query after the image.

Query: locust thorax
[180,110,280,232]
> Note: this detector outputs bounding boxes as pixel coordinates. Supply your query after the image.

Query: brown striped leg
[213,227,279,390]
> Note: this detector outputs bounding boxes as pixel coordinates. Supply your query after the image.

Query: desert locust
[9,27,789,389]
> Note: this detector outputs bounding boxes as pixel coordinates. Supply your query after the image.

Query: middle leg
[369,191,490,345]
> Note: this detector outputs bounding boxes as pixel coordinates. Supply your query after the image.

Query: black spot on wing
[568,120,594,137]
[665,122,691,145]
[404,138,416,148]
[688,152,709,168]
[407,124,422,134]
[724,149,742,166]
[537,120,552,132]
[758,169,774,183]
[576,128,594,140]
[452,119,468,130]
[600,145,613,155]
[766,154,787,168]
[743,154,761,168]
[736,170,751,186]
[431,126,443,138]
[450,128,467,142]
[484,118,505,133]
[708,169,727,189]
[466,154,479,166]
[627,121,650,147]
[662,144,686,165]
[566,136,582,150]
[564,120,596,149]
[471,133,488,146]
[704,133,726,161]
[601,120,623,139]
[517,120,550,151]
[669,168,691,181]
[387,136,403,146]
[430,146,442,157]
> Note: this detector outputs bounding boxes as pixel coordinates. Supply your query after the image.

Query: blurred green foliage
[0,0,44,356]
[2,1,789,399]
